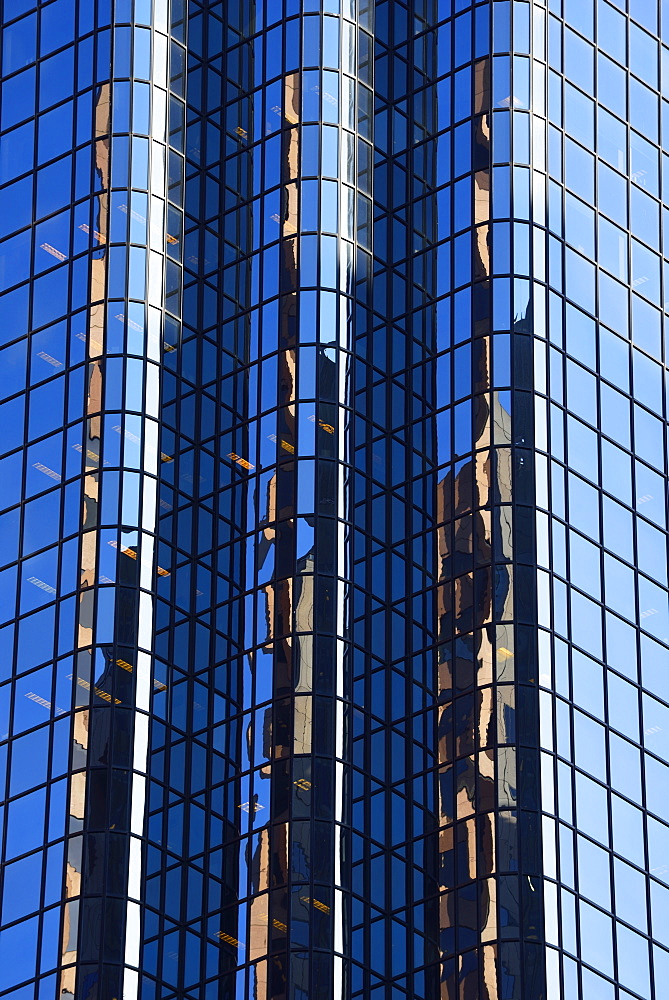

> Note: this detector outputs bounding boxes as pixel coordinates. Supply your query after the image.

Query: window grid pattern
[140,1,383,997]
[2,0,669,998]
[528,0,669,998]
[348,2,439,997]
[432,2,547,998]
[0,0,182,995]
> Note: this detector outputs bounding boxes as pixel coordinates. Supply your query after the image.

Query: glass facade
[1,0,669,998]
[535,2,669,999]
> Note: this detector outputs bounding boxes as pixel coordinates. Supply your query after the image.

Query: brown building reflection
[60,80,111,1000]
[435,295,543,996]
[436,385,514,1000]
[434,51,535,1000]
[245,69,307,1000]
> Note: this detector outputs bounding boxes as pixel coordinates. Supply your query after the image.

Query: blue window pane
[568,474,599,544]
[0,175,32,239]
[632,350,662,411]
[598,0,626,63]
[603,497,633,563]
[634,405,664,468]
[580,968,614,1000]
[631,132,659,196]
[629,0,658,34]
[604,553,635,620]
[629,22,658,89]
[571,590,603,660]
[23,490,60,555]
[0,395,25,457]
[0,228,31,288]
[0,337,27,400]
[0,565,17,628]
[565,84,594,148]
[40,905,61,974]
[31,268,69,329]
[648,815,669,885]
[0,452,22,513]
[597,160,627,226]
[39,46,75,112]
[631,294,661,357]
[567,416,598,481]
[597,52,626,119]
[39,0,76,56]
[631,241,661,304]
[565,193,594,258]
[34,211,70,274]
[37,101,73,164]
[1,851,43,924]
[631,186,659,250]
[600,384,630,448]
[565,28,593,95]
[563,257,591,318]
[577,836,611,909]
[16,605,55,673]
[598,217,627,281]
[5,787,47,859]
[21,549,58,612]
[630,78,659,144]
[576,773,609,845]
[12,666,55,734]
[574,712,606,781]
[609,732,641,801]
[25,435,63,498]
[570,532,601,599]
[1,65,36,130]
[0,505,20,566]
[607,672,639,741]
[9,727,50,796]
[614,860,648,933]
[637,519,667,587]
[638,576,669,642]
[651,880,669,945]
[2,13,36,74]
[0,914,38,990]
[0,121,34,185]
[29,322,66,384]
[598,272,628,337]
[579,901,613,978]
[3,0,36,18]
[635,461,666,528]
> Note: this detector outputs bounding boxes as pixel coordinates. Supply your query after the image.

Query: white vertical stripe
[135,650,152,714]
[132,712,149,774]
[127,837,143,901]
[123,968,139,1000]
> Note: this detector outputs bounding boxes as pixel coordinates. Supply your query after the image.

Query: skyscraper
[1,0,668,997]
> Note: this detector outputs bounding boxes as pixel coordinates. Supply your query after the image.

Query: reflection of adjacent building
[60,79,111,1000]
[473,58,491,282]
[432,42,544,1000]
[293,553,315,755]
[244,69,306,1000]
[435,278,544,996]
[242,53,346,986]
[436,364,514,999]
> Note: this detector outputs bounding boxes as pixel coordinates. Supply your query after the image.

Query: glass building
[1,0,669,997]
